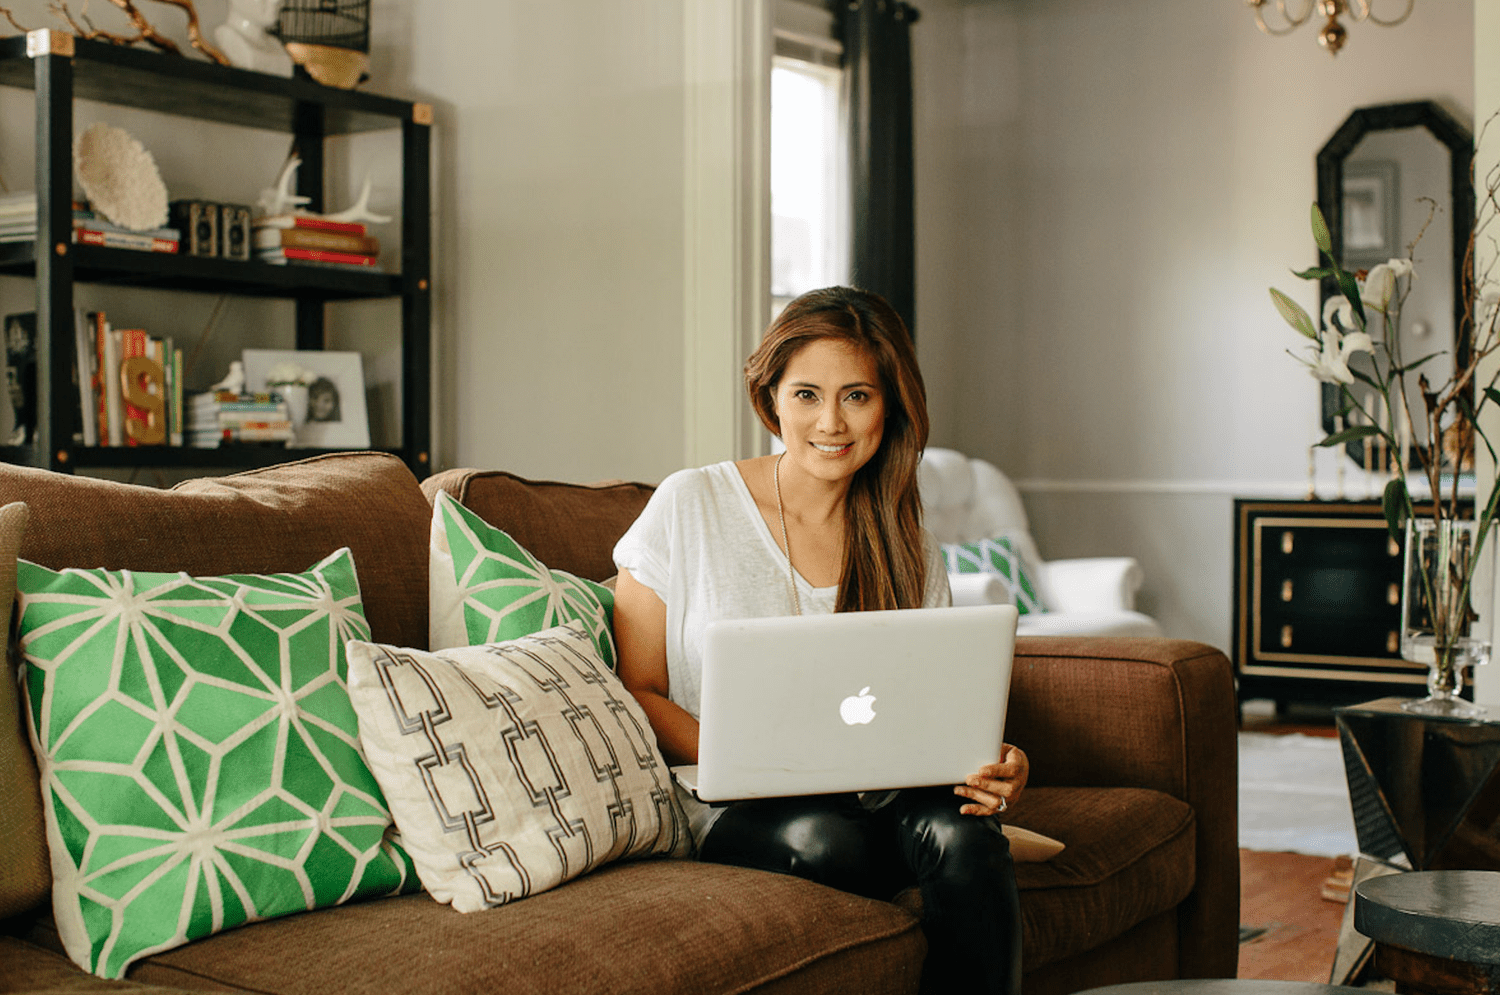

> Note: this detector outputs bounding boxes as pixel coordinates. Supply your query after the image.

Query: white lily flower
[1302,329,1374,384]
[1323,294,1355,331]
[1359,258,1411,313]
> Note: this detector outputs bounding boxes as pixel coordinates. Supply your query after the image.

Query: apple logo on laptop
[840,687,877,725]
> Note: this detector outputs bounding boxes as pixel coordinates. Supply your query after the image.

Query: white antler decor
[323,175,392,225]
[257,156,313,218]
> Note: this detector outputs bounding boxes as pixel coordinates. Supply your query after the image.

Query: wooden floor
[1238,849,1349,982]
[1236,703,1352,984]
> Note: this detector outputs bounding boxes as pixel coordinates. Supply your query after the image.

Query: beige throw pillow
[1002,824,1066,862]
[346,622,692,912]
[0,500,46,919]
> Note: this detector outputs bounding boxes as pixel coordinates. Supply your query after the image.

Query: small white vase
[279,384,309,438]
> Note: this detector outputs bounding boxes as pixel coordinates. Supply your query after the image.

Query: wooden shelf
[0,35,415,133]
[0,242,404,299]
[0,32,432,480]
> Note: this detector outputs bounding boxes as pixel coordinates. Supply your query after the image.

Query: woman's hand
[954,743,1028,817]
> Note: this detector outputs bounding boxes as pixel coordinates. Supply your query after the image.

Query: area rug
[1238,731,1359,857]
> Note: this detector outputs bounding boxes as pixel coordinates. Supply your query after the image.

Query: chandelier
[1246,0,1415,56]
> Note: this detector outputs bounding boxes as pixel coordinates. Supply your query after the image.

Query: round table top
[1354,870,1500,964]
[1075,982,1368,995]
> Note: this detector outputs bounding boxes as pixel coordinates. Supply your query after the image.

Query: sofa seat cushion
[117,860,924,995]
[0,935,200,994]
[1006,786,1196,971]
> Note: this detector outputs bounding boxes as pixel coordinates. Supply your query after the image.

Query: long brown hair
[744,286,930,612]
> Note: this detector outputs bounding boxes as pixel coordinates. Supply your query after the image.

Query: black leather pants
[697,786,1023,995]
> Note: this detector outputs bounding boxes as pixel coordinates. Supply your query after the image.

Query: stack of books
[0,194,180,253]
[252,214,380,269]
[186,391,294,447]
[89,315,185,447]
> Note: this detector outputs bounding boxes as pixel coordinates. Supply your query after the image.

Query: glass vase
[1400,518,1492,717]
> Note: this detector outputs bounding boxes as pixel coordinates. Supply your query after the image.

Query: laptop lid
[686,603,1017,803]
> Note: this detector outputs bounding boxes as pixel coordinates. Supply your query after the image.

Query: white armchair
[918,448,1162,637]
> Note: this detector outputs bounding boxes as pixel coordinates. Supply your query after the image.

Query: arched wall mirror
[1316,100,1474,466]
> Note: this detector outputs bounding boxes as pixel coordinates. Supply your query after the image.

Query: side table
[1354,870,1500,995]
[1327,699,1500,985]
[1335,698,1500,871]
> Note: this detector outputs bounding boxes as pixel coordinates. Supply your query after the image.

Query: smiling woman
[609,286,1029,995]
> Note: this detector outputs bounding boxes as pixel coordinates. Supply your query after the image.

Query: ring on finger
[997,796,1008,814]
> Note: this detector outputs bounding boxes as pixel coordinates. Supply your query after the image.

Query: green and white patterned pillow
[16,548,416,979]
[429,490,616,666]
[942,536,1047,615]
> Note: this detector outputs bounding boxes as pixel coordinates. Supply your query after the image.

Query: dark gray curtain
[839,0,920,338]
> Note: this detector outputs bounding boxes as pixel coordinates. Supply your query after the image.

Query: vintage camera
[169,200,218,258]
[219,204,251,261]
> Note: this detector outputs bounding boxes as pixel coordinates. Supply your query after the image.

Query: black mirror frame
[1315,100,1475,458]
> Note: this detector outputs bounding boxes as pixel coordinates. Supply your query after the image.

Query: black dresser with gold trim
[1232,498,1431,708]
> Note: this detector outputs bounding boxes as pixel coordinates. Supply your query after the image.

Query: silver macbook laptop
[673,604,1018,803]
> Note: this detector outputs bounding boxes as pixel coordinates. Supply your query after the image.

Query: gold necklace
[773,452,802,616]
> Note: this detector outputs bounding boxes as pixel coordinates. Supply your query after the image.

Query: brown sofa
[0,453,1239,995]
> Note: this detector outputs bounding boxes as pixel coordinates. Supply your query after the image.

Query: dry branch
[0,7,31,33]
[49,0,228,64]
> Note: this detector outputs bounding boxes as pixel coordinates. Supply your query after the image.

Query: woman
[612,286,1025,995]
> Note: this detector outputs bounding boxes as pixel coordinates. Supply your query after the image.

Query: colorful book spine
[119,328,149,446]
[102,326,123,447]
[72,309,98,447]
[74,227,179,254]
[253,227,379,256]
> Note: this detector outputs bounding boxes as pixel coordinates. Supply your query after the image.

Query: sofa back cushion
[0,500,50,920]
[420,470,654,583]
[0,453,431,651]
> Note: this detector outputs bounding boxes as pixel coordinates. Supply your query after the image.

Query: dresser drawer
[1232,499,1429,706]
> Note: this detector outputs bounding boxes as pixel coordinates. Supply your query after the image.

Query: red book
[253,214,367,236]
[258,246,377,267]
[92,312,108,444]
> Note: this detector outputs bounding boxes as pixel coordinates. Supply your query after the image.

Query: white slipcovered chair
[918,447,1163,637]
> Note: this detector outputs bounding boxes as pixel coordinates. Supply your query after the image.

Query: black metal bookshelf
[0,30,432,478]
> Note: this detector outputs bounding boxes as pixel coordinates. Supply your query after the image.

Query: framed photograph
[241,348,370,449]
[1342,160,1400,262]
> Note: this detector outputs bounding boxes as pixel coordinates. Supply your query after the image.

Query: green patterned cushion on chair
[16,547,416,979]
[943,536,1047,615]
[429,490,616,666]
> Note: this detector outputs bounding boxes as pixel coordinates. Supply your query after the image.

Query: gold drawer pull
[1388,583,1401,605]
[1387,631,1400,654]
[1281,579,1294,602]
[1281,625,1294,648]
[1389,537,1401,557]
[1282,531,1295,554]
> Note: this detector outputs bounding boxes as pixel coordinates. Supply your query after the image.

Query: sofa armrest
[1037,557,1143,612]
[1005,636,1238,981]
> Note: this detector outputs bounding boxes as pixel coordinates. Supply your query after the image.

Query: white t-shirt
[612,460,952,841]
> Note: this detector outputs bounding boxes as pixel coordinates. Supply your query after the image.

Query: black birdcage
[275,0,370,53]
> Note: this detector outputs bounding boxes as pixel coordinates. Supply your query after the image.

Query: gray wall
[911,0,1475,654]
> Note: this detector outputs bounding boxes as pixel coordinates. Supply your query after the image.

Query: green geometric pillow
[428,490,616,667]
[942,536,1046,615]
[16,548,416,979]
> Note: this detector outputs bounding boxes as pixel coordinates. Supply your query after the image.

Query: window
[771,3,848,315]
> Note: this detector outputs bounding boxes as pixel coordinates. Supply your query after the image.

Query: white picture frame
[241,348,370,449]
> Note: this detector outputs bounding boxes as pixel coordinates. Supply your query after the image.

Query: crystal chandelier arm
[1247,0,1317,36]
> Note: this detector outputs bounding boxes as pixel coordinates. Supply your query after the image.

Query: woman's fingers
[954,743,1030,816]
